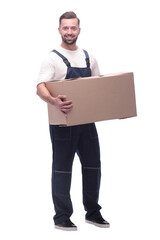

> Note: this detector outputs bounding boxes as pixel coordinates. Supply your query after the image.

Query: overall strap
[52,49,71,67]
[52,49,90,68]
[83,50,90,68]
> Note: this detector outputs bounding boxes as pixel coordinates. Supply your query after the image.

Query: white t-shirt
[37,46,100,85]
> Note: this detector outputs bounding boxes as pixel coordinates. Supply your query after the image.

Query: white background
[0,0,160,239]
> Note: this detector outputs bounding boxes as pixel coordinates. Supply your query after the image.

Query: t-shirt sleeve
[90,54,101,76]
[37,55,55,85]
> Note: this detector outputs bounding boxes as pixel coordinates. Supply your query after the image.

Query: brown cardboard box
[46,72,137,126]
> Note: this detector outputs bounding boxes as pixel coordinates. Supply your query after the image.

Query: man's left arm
[90,54,100,76]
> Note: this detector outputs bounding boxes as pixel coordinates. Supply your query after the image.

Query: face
[58,18,80,45]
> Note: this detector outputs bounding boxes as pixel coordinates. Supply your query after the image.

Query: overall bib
[49,49,102,224]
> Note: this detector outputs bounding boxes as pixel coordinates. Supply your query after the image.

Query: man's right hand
[54,95,73,116]
[36,83,73,116]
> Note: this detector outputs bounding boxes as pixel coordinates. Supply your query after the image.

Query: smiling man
[59,18,80,46]
[37,11,110,231]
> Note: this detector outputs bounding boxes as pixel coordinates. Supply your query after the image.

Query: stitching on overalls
[54,170,72,174]
[83,167,100,170]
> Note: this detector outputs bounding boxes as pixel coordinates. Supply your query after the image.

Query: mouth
[66,38,73,41]
[65,35,75,39]
[62,35,78,45]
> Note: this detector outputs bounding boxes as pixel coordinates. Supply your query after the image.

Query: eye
[71,27,78,31]
[62,27,69,31]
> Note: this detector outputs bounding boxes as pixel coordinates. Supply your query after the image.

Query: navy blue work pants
[49,123,102,224]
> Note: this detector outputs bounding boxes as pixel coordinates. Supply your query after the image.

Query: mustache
[64,34,75,37]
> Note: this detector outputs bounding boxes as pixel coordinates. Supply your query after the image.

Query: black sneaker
[55,219,77,231]
[86,217,110,228]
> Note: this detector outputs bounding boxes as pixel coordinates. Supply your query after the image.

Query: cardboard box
[46,72,137,126]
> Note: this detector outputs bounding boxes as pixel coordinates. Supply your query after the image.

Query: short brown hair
[59,11,80,26]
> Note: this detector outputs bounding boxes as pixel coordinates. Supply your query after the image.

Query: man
[37,11,110,231]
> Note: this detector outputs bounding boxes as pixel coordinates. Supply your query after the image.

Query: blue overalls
[49,49,102,225]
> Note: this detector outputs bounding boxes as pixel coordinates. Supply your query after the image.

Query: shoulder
[86,51,99,67]
[40,50,63,69]
[87,51,97,60]
[83,50,100,75]
[44,50,58,63]
[82,49,97,61]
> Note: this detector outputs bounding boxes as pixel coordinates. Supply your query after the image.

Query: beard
[61,35,78,45]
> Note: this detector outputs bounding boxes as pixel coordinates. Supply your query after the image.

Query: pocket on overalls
[88,123,98,139]
[54,126,71,141]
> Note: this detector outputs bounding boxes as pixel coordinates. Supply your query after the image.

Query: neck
[60,42,78,51]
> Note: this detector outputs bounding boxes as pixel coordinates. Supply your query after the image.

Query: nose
[67,28,72,34]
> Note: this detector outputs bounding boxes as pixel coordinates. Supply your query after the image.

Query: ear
[78,27,81,35]
[58,27,61,34]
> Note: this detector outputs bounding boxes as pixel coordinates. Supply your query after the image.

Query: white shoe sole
[55,225,77,231]
[85,220,110,228]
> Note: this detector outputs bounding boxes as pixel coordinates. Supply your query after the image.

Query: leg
[77,123,102,220]
[49,125,77,225]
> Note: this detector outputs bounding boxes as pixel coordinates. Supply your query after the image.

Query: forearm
[37,82,73,115]
[36,82,55,105]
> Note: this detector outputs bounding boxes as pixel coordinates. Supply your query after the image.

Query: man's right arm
[36,83,73,115]
[37,82,55,104]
